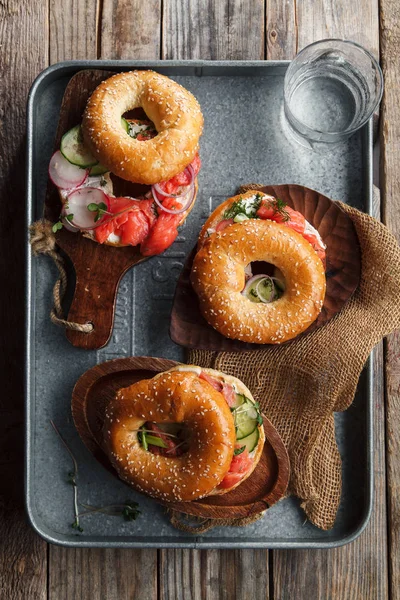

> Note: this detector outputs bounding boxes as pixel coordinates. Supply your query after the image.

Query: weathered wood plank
[266,0,297,59]
[296,0,380,57]
[380,1,400,598]
[159,549,269,600]
[47,2,160,598]
[269,2,388,598]
[159,2,269,597]
[49,548,158,599]
[100,0,161,59]
[0,0,48,599]
[49,0,98,62]
[162,0,264,60]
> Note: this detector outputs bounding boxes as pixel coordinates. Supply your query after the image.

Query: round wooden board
[71,357,290,520]
[170,183,361,352]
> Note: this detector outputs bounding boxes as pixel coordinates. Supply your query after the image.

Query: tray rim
[25,58,374,549]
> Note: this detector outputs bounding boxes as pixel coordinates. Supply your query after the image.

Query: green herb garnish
[52,221,63,233]
[79,502,140,522]
[52,214,74,233]
[123,503,141,521]
[138,426,148,451]
[87,201,108,222]
[51,420,141,534]
[234,446,246,456]
[145,434,168,449]
[270,197,290,222]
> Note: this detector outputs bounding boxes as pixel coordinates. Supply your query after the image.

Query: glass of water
[283,39,383,147]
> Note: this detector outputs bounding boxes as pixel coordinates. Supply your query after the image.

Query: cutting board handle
[65,256,125,350]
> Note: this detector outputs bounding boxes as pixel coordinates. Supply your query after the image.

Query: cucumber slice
[60,125,98,168]
[230,393,246,410]
[233,213,249,223]
[234,399,259,439]
[145,435,168,448]
[89,163,109,176]
[121,117,130,133]
[237,427,260,454]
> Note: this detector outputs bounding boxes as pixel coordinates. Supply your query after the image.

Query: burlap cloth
[183,184,400,531]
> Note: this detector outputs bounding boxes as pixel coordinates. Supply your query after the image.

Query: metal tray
[26,60,374,549]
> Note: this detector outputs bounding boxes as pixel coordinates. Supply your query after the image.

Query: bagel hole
[141,422,191,457]
[245,262,286,298]
[122,107,149,120]
[122,108,157,142]
[249,261,276,277]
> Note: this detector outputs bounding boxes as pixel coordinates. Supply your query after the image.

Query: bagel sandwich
[190,191,327,344]
[102,365,265,502]
[48,71,203,257]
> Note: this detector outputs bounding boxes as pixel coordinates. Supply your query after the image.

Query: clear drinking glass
[283,39,383,148]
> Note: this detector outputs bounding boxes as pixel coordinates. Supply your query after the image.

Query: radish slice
[151,184,195,215]
[61,215,79,233]
[63,187,110,230]
[49,150,88,189]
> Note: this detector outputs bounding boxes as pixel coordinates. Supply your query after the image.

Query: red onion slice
[151,184,195,215]
[49,150,88,189]
[153,165,195,200]
[242,274,278,303]
[63,187,111,230]
[242,274,269,296]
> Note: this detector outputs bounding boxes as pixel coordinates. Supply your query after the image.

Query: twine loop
[29,220,93,333]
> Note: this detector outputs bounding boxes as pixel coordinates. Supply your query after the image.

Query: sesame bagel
[102,365,265,502]
[82,71,204,185]
[191,219,326,344]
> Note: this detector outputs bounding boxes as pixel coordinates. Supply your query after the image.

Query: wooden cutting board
[71,357,290,520]
[44,69,152,350]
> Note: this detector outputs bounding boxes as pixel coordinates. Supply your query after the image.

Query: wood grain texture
[270,3,388,599]
[12,1,390,599]
[160,0,269,594]
[0,1,48,599]
[100,0,162,59]
[159,549,269,600]
[296,0,380,57]
[266,0,297,59]
[47,0,160,594]
[380,1,400,598]
[48,547,158,599]
[162,0,264,60]
[49,0,98,62]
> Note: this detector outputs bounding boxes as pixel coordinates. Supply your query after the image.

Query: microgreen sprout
[87,201,109,222]
[50,420,141,533]
[52,214,74,233]
[79,502,140,522]
[50,420,81,532]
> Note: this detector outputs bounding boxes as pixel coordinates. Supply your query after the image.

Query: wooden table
[1,1,398,598]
